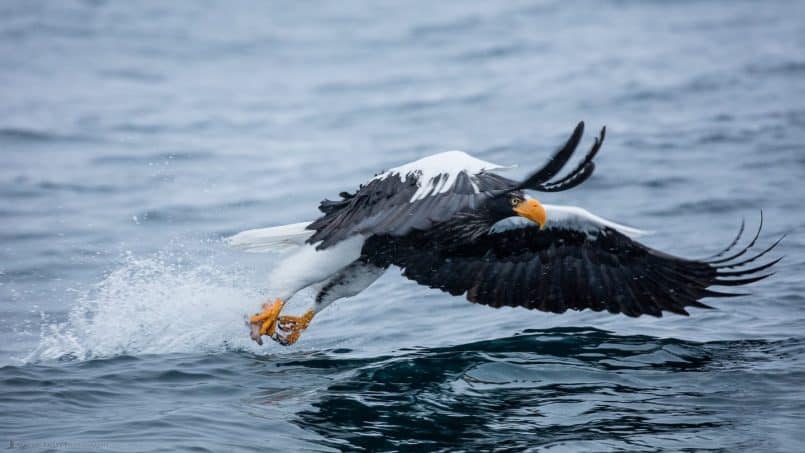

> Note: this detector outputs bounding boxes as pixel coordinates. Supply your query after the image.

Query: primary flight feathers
[511,121,605,193]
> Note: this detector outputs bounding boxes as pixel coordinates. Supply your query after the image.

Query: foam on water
[27,254,266,362]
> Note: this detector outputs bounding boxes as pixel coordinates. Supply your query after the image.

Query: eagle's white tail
[226,221,314,253]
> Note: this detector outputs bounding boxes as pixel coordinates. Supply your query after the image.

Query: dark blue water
[2,1,804,450]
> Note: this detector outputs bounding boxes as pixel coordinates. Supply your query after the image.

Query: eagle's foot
[274,310,315,346]
[249,298,285,345]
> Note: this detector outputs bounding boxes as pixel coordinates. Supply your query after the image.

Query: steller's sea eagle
[227,122,782,346]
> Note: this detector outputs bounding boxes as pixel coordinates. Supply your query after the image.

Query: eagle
[228,122,782,346]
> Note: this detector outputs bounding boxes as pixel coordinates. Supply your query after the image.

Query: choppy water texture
[2,1,805,451]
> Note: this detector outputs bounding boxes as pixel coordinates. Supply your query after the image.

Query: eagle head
[484,191,547,229]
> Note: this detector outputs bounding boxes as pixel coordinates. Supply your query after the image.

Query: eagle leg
[248,298,285,345]
[273,310,315,346]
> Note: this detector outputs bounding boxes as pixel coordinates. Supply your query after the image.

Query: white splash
[27,255,267,362]
[374,150,508,201]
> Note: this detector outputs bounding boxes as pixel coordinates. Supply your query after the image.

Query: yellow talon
[249,298,285,344]
[275,310,315,346]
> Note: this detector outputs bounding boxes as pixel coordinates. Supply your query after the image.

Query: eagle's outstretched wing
[363,209,782,316]
[307,122,604,249]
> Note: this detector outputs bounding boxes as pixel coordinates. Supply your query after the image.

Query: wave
[291,331,803,451]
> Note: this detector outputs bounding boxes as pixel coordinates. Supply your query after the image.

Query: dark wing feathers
[308,122,603,249]
[307,172,508,249]
[514,121,585,189]
[363,221,781,317]
[512,123,606,193]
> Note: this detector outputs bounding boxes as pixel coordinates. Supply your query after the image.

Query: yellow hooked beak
[513,198,547,229]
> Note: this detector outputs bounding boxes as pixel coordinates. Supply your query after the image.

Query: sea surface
[2,1,805,451]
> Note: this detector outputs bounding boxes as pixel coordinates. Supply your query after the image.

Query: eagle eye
[510,197,522,206]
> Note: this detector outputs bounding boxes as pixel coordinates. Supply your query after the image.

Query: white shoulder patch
[489,204,651,239]
[545,204,651,238]
[373,150,508,201]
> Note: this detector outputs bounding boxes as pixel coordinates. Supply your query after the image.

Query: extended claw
[274,310,315,346]
[248,299,285,345]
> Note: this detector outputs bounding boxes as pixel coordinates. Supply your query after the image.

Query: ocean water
[2,0,805,451]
